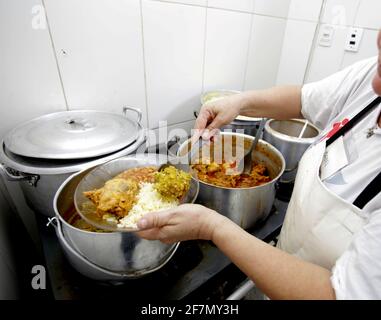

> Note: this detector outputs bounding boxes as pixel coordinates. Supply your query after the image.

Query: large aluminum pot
[178,132,285,229]
[52,154,198,279]
[0,132,145,217]
[0,108,146,217]
[50,215,176,282]
[263,119,320,183]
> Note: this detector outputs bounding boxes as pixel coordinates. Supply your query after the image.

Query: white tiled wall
[208,0,254,13]
[306,24,348,82]
[142,0,205,128]
[288,0,323,22]
[0,0,66,139]
[44,0,148,126]
[355,0,381,29]
[321,0,361,26]
[341,29,379,68]
[165,0,207,6]
[305,0,380,83]
[276,20,318,84]
[253,0,291,18]
[245,15,286,90]
[203,8,252,91]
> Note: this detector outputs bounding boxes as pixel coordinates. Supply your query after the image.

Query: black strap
[326,96,381,147]
[353,171,381,209]
[325,96,381,209]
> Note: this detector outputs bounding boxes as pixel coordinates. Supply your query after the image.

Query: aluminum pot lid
[4,110,142,160]
[0,124,146,175]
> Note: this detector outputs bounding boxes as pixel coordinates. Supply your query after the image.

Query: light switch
[345,27,363,52]
[319,25,335,47]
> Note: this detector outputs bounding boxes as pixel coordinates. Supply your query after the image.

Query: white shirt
[301,57,381,299]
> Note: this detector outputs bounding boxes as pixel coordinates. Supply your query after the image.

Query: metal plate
[74,155,198,232]
[4,110,141,160]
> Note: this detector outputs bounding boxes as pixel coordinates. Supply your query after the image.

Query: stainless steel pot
[0,108,145,217]
[263,119,320,183]
[178,132,285,229]
[51,153,198,279]
[49,214,179,282]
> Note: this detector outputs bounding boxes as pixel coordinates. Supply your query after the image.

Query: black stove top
[37,182,292,300]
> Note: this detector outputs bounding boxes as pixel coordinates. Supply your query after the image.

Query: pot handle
[123,106,142,124]
[0,163,39,187]
[46,217,58,230]
[53,218,138,279]
[167,135,181,148]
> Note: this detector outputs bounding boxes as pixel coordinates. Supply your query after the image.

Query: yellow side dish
[154,166,191,201]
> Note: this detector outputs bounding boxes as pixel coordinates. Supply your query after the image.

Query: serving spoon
[298,120,309,138]
[241,118,267,174]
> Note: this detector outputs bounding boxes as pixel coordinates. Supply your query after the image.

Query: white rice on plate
[117,182,179,229]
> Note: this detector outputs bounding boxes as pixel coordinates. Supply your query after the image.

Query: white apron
[277,141,368,270]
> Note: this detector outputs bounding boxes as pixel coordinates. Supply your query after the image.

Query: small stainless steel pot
[263,119,320,182]
[178,132,285,229]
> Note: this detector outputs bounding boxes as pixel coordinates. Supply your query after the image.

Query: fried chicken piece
[84,178,139,218]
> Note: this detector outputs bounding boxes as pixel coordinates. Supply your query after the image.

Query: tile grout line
[146,0,335,24]
[139,0,150,127]
[273,1,292,85]
[302,0,327,84]
[353,0,363,26]
[150,118,195,131]
[242,6,255,91]
[339,0,363,70]
[319,23,379,32]
[147,0,206,9]
[41,0,69,111]
[200,2,208,98]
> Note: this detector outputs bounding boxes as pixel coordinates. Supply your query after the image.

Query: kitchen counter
[36,183,292,300]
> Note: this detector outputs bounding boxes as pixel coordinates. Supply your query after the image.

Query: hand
[136,204,228,244]
[193,94,246,141]
[372,30,381,95]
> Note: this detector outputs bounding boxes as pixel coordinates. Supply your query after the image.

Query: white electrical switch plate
[319,25,335,47]
[345,27,363,52]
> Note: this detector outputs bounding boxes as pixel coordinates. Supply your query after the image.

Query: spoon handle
[252,118,267,152]
[243,118,267,174]
[298,120,309,138]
